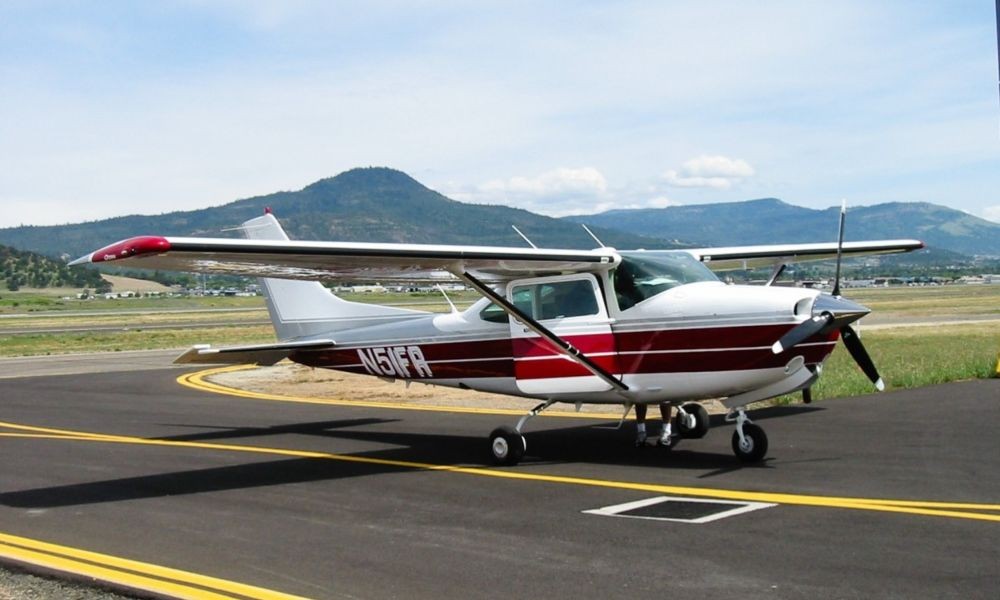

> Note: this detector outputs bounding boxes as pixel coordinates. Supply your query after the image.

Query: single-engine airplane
[70,207,922,465]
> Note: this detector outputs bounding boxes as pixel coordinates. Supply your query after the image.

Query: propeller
[771,201,885,392]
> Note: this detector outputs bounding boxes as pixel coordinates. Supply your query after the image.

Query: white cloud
[445,167,610,216]
[663,155,755,189]
[481,167,608,196]
[441,169,689,217]
[983,205,1000,224]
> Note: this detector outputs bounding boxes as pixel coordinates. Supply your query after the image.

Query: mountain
[0,168,674,259]
[0,244,104,291]
[564,198,1000,257]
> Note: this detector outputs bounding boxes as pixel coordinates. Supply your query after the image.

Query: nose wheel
[728,408,769,463]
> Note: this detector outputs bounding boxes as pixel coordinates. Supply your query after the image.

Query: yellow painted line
[3,421,999,522]
[0,533,309,600]
[177,365,627,419]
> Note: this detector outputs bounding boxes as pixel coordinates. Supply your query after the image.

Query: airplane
[70,207,923,465]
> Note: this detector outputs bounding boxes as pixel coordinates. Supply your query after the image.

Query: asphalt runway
[0,365,997,599]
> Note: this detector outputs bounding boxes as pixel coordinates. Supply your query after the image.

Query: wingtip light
[75,236,172,265]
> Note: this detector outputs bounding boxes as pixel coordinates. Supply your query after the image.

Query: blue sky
[1,1,998,228]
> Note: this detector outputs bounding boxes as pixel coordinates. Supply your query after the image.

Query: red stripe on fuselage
[291,324,839,380]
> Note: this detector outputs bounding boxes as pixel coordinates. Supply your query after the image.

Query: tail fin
[240,213,426,341]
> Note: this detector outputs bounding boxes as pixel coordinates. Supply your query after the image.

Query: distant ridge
[565,198,1000,257]
[1,169,993,260]
[0,168,673,258]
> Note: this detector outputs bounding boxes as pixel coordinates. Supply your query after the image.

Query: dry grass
[101,274,172,293]
[847,284,1000,316]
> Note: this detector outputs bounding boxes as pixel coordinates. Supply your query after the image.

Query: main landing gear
[675,403,710,439]
[727,407,768,463]
[489,399,555,466]
[489,400,768,465]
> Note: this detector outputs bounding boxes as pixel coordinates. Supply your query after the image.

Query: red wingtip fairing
[90,236,171,263]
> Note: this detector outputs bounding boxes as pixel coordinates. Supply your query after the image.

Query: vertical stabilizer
[240,213,426,341]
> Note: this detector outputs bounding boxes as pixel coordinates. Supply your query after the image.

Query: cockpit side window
[509,278,600,321]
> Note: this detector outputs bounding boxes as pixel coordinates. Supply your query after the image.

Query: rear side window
[479,302,509,323]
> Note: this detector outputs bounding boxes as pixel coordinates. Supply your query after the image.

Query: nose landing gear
[727,408,768,463]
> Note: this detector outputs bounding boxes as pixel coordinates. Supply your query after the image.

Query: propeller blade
[832,200,846,297]
[771,313,833,354]
[840,325,885,391]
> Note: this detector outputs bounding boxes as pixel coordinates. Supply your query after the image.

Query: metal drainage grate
[583,496,776,524]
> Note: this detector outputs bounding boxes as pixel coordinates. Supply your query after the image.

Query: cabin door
[507,274,620,394]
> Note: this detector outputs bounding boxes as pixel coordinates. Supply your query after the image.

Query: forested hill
[0,168,673,259]
[0,244,104,291]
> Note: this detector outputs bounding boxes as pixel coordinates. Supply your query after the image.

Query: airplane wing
[685,240,924,271]
[69,235,618,283]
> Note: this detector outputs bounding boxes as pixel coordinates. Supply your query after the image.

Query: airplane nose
[771,293,869,355]
[811,293,870,328]
[772,291,884,391]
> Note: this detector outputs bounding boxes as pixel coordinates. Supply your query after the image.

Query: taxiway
[0,362,997,599]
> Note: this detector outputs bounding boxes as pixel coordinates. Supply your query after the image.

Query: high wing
[686,240,924,271]
[69,235,619,283]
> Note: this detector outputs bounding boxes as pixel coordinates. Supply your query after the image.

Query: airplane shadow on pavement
[0,405,826,509]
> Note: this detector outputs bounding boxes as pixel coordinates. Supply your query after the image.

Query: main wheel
[731,423,768,463]
[489,426,526,466]
[676,403,710,439]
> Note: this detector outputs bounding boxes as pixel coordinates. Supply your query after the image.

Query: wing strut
[457,271,629,393]
[765,262,786,286]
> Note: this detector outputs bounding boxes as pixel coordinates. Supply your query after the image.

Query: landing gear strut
[488,400,556,466]
[727,408,768,463]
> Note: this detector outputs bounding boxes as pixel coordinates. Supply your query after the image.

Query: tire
[676,403,710,439]
[731,423,768,463]
[489,425,526,466]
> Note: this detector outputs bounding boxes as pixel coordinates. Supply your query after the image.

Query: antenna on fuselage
[511,225,538,248]
[580,224,606,248]
[436,284,459,314]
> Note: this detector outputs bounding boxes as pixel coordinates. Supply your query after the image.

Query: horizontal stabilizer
[174,339,335,366]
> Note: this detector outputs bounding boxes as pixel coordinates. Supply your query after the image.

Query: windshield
[613,251,719,310]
